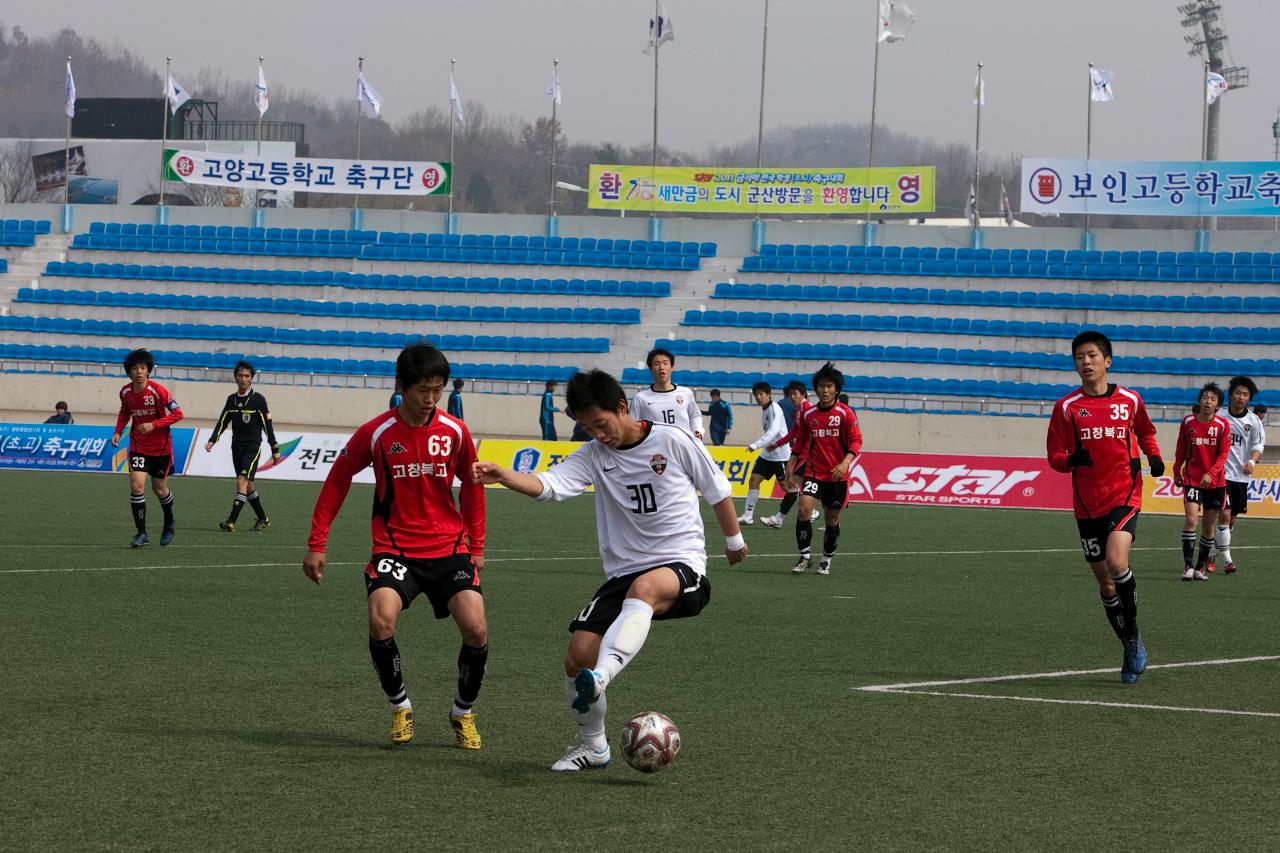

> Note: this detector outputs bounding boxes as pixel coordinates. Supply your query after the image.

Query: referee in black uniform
[205,360,282,532]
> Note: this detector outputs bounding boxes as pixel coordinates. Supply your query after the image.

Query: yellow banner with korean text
[475,439,759,497]
[1143,464,1280,518]
[587,165,935,215]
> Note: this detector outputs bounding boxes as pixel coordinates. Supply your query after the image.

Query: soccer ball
[620,711,681,773]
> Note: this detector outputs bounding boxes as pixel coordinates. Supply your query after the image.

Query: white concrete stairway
[0,234,69,309]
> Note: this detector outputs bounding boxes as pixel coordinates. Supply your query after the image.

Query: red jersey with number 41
[1046,384,1161,519]
[115,380,184,456]
[307,408,485,560]
[1173,414,1230,488]
[793,401,863,482]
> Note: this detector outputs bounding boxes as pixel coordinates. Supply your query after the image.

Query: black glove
[1148,455,1165,478]
[1066,447,1093,468]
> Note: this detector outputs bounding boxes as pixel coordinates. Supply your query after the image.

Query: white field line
[871,690,1280,719]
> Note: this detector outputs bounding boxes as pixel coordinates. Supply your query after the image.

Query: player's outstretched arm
[303,550,326,585]
[471,461,545,497]
[712,497,748,564]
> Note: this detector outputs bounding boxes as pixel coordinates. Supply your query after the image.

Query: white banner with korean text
[163,149,451,196]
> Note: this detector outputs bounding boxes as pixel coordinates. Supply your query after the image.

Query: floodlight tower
[1179,0,1248,162]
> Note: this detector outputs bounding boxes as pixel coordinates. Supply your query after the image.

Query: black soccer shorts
[802,476,849,510]
[231,442,263,480]
[1226,480,1250,515]
[363,552,482,618]
[129,452,173,478]
[568,563,710,634]
[1183,485,1226,511]
[751,457,787,483]
[1075,505,1139,563]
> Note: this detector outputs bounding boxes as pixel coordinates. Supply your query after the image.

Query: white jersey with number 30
[536,422,732,579]
[629,385,704,439]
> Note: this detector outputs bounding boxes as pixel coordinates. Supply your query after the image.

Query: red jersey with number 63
[307,408,485,559]
[1173,414,1230,488]
[115,380,184,456]
[1046,384,1161,519]
[793,401,863,481]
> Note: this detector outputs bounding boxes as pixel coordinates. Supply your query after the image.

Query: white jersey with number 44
[630,385,704,439]
[536,422,732,579]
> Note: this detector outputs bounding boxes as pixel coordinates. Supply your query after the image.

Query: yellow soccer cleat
[450,712,481,750]
[389,707,414,745]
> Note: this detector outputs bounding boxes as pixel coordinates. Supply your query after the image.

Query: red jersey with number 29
[1046,384,1161,519]
[1173,414,1230,488]
[793,402,863,481]
[307,408,485,560]
[115,380,184,456]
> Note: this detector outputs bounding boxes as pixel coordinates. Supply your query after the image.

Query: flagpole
[64,55,72,208]
[449,58,456,218]
[756,0,770,173]
[355,57,364,211]
[651,0,661,220]
[549,58,559,217]
[160,56,171,209]
[255,56,264,211]
[972,61,983,229]
[1200,60,1210,233]
[865,0,881,230]
[1083,62,1093,238]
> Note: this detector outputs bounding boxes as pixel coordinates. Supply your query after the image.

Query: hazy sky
[7,0,1279,162]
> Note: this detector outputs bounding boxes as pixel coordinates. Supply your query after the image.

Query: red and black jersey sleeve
[307,420,375,553]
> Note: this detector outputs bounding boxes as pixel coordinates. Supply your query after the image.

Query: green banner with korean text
[163,149,451,196]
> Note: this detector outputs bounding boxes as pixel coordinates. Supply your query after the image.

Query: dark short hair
[565,369,627,415]
[709,389,721,397]
[1071,330,1113,359]
[751,381,771,395]
[838,393,850,404]
[1229,375,1258,401]
[812,362,844,394]
[1254,403,1268,416]
[55,401,68,410]
[646,347,675,368]
[123,348,155,374]
[396,343,450,388]
[785,380,807,395]
[545,379,558,390]
[453,378,464,390]
[1199,381,1224,408]
[234,360,256,377]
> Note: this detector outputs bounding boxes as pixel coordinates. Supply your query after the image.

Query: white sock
[564,675,607,750]
[1216,525,1232,563]
[743,489,759,519]
[392,697,412,710]
[595,598,654,687]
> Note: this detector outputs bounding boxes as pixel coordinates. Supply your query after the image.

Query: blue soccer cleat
[159,526,175,547]
[571,668,605,713]
[130,532,149,548]
[1121,634,1148,684]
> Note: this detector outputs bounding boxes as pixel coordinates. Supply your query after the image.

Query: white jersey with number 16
[629,385,704,439]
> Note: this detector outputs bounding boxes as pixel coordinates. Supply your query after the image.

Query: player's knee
[564,650,591,676]
[460,621,487,648]
[368,608,397,640]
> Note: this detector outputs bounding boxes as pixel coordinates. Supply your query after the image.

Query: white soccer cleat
[736,514,754,526]
[816,557,832,576]
[1194,568,1208,581]
[810,508,821,521]
[760,513,784,529]
[1182,565,1195,582]
[791,556,810,574]
[550,742,611,772]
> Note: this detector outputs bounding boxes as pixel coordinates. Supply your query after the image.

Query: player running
[789,364,862,575]
[1046,331,1164,684]
[304,344,489,749]
[204,360,281,532]
[473,369,747,772]
[737,382,791,525]
[1173,383,1230,581]
[1212,376,1266,574]
[111,348,184,548]
[761,380,816,528]
[629,347,704,440]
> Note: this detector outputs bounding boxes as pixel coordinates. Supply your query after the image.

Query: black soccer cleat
[219,520,236,533]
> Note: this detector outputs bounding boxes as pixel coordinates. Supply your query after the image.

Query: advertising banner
[1021,158,1280,217]
[1143,464,1280,519]
[188,429,373,484]
[163,149,451,197]
[31,145,86,192]
[839,451,1072,509]
[588,165,935,215]
[0,423,196,473]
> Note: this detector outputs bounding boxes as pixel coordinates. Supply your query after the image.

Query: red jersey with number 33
[1046,384,1161,519]
[307,408,485,559]
[115,380,184,456]
[793,402,862,481]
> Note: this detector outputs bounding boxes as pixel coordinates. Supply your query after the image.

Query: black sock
[1196,537,1213,568]
[1113,570,1138,641]
[159,492,174,528]
[369,636,407,705]
[455,643,489,711]
[796,519,813,556]
[247,489,266,520]
[228,493,246,522]
[1181,531,1195,564]
[130,494,146,533]
[1100,591,1126,641]
[779,491,798,517]
[822,524,841,558]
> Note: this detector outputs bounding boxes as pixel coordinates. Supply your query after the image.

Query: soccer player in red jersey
[1173,382,1230,581]
[303,345,489,749]
[111,349,184,548]
[761,380,816,528]
[789,363,862,575]
[1046,331,1164,684]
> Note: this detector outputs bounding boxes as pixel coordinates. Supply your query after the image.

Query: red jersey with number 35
[307,408,485,559]
[1046,384,1161,519]
[793,402,862,481]
[115,380,184,456]
[1173,414,1230,488]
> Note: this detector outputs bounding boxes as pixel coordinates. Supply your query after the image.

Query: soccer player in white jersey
[473,369,747,771]
[1213,376,1266,574]
[629,347,705,440]
[738,381,791,525]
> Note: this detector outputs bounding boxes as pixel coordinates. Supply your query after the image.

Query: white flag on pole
[546,71,561,106]
[356,71,382,119]
[1206,71,1228,105]
[449,73,465,126]
[64,61,76,118]
[1089,67,1115,102]
[964,180,978,226]
[255,64,269,116]
[643,4,675,55]
[878,0,916,43]
[1000,180,1014,226]
[972,73,985,106]
[166,74,191,114]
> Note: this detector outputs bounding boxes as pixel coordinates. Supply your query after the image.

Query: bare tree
[0,141,37,203]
